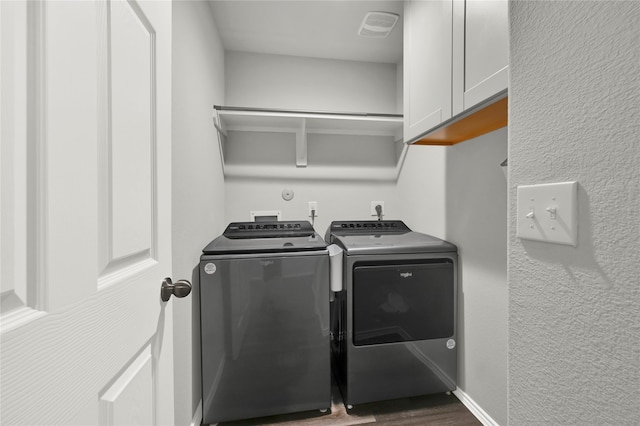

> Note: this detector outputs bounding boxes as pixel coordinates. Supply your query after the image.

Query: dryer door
[353,260,454,346]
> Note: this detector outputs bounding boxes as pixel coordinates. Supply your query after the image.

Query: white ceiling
[208,0,404,64]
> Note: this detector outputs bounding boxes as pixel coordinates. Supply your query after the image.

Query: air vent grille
[358,12,399,38]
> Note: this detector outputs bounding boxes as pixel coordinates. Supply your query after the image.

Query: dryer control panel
[328,220,411,236]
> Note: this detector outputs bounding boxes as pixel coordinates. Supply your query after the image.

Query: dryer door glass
[353,260,454,346]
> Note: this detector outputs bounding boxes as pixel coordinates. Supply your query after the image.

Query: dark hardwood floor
[216,383,481,426]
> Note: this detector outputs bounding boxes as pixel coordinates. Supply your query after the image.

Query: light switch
[516,181,578,246]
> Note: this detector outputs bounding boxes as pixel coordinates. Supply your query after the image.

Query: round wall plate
[281,189,294,201]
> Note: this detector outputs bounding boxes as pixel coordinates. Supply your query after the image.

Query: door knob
[161,277,192,302]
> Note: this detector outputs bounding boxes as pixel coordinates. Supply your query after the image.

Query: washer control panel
[223,221,315,239]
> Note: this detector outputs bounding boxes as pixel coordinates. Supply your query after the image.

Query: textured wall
[509,2,640,424]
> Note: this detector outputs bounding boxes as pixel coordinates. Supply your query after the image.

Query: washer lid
[203,221,327,254]
[334,231,457,255]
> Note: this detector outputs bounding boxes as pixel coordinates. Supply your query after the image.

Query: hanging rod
[213,105,403,118]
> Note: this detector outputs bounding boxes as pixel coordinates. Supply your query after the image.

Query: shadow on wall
[456,265,467,389]
[191,265,202,416]
[520,185,612,289]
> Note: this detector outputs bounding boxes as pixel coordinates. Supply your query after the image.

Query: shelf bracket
[296,118,307,167]
[212,109,228,137]
[212,110,227,173]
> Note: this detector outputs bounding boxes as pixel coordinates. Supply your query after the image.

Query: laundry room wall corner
[445,128,508,425]
[395,144,447,239]
[172,2,226,425]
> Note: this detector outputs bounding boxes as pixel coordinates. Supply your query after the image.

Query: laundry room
[173,1,508,425]
[3,1,637,426]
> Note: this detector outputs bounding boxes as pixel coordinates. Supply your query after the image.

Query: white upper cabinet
[403,0,453,142]
[453,0,509,114]
[404,0,509,144]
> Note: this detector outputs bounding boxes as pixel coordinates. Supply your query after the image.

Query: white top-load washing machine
[200,221,330,424]
[326,220,458,407]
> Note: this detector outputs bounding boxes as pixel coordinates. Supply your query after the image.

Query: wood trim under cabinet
[412,96,507,146]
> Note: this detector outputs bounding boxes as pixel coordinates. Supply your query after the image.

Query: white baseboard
[453,388,500,426]
[190,399,203,426]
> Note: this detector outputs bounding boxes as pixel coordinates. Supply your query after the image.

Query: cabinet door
[454,0,509,113]
[403,0,453,143]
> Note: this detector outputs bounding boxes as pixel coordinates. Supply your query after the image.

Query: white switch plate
[516,181,578,246]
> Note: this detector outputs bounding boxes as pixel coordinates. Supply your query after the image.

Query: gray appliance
[326,220,458,407]
[200,221,331,424]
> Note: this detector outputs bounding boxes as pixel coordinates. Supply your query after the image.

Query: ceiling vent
[358,11,399,38]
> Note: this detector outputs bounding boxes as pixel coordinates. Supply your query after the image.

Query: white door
[1,1,179,425]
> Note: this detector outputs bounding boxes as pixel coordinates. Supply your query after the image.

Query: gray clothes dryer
[326,220,458,407]
[200,221,330,424]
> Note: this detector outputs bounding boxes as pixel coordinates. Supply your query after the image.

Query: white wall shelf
[213,106,407,180]
[215,106,403,137]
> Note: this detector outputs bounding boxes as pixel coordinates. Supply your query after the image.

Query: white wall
[224,144,448,247]
[509,2,640,424]
[225,51,399,113]
[225,178,399,235]
[395,144,447,238]
[223,51,403,229]
[445,128,508,425]
[172,2,225,425]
